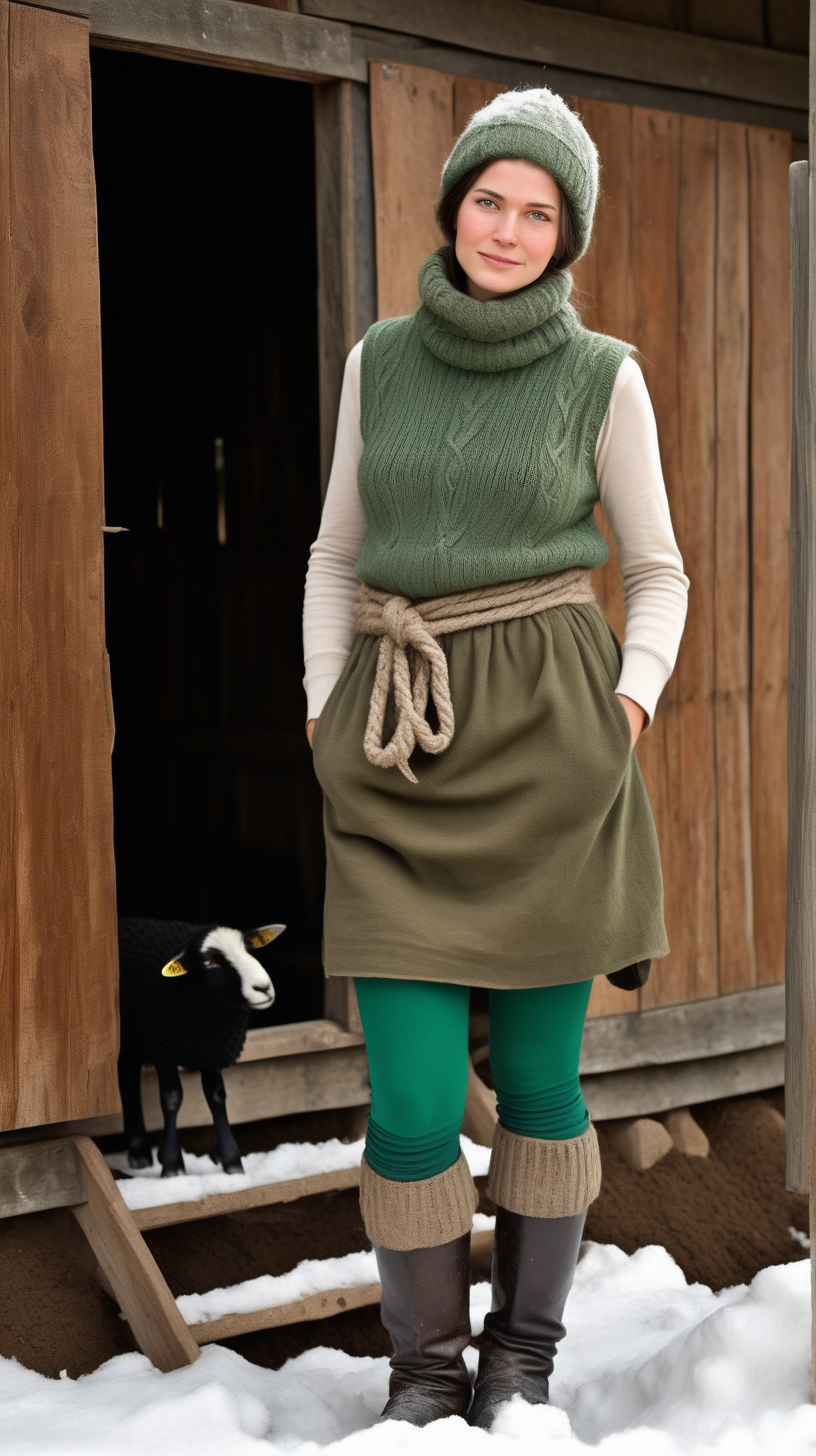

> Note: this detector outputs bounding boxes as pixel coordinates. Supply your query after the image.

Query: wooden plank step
[186,1229,496,1343]
[131,1165,361,1231]
[189,1282,383,1345]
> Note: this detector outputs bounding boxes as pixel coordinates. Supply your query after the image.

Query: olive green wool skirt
[313,602,668,990]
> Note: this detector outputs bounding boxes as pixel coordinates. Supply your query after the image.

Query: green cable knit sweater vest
[356,249,631,598]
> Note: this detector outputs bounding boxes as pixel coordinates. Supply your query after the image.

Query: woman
[303,88,688,1429]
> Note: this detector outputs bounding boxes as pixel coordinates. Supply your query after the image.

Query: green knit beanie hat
[438,87,599,261]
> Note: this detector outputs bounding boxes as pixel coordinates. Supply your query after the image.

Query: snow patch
[2,1244,813,1454]
[107,1136,492,1211]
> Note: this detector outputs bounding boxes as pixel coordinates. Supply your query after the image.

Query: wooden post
[785,5,816,1395]
[313,78,376,495]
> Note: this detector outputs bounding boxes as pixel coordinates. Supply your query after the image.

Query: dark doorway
[92,49,325,1025]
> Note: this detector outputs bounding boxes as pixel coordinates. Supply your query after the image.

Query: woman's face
[454,158,563,302]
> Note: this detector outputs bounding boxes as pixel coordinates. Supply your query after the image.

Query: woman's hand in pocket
[306,719,316,749]
[617,694,646,746]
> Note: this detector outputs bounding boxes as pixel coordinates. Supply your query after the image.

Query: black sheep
[118,917,283,1177]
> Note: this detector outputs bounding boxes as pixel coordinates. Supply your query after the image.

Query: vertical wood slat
[571,96,636,1019]
[452,77,505,138]
[668,115,719,1004]
[0,3,119,1130]
[714,122,757,994]
[627,107,684,1010]
[785,161,813,1195]
[369,59,454,321]
[748,126,793,987]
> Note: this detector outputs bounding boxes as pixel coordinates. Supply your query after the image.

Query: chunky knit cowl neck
[416,248,580,373]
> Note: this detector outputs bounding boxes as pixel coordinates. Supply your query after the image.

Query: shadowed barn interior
[93,50,325,1027]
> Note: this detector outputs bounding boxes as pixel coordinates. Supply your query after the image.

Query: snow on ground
[2,1243,814,1455]
[179,1216,496,1324]
[106,1138,492,1212]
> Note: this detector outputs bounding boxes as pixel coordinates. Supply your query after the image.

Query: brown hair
[435,160,578,291]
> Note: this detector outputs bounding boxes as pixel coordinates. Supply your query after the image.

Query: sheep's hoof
[160,1163,185,1178]
[127,1151,152,1170]
[221,1158,244,1175]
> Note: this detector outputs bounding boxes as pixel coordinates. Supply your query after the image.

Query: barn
[0,0,807,1368]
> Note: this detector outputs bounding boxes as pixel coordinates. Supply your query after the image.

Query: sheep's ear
[161,959,188,978]
[244,923,286,951]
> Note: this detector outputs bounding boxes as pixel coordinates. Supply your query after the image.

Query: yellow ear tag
[161,960,187,978]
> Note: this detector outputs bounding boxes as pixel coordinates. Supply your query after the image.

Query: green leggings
[355,977,593,1182]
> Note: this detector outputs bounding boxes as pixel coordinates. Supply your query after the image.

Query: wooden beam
[131,1165,361,1231]
[0,1139,86,1219]
[70,1137,201,1371]
[136,1044,371,1133]
[323,976,364,1033]
[190,1281,382,1343]
[786,151,815,1199]
[239,1019,365,1060]
[580,984,785,1075]
[314,79,376,493]
[186,1229,495,1342]
[23,0,365,81]
[584,1044,784,1122]
[302,0,807,110]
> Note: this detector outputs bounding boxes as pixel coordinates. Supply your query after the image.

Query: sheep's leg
[156,1063,185,1177]
[118,1050,153,1170]
[201,1068,244,1174]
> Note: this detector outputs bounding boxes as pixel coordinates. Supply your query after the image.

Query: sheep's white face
[201,927,275,1009]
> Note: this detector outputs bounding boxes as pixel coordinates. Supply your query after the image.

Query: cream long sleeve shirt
[303,343,689,724]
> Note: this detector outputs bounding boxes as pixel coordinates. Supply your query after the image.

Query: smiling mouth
[478,252,520,267]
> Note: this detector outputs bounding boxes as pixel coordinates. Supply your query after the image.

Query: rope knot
[353,570,596,784]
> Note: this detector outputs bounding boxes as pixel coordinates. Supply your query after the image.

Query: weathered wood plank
[132,1165,361,1230]
[626,106,683,1010]
[303,0,808,110]
[314,78,376,493]
[0,1139,86,1219]
[714,120,756,994]
[662,113,719,1004]
[369,57,454,320]
[71,1137,200,1371]
[569,97,641,1019]
[580,983,785,1075]
[583,1043,784,1121]
[0,3,120,1132]
[748,126,792,988]
[240,1019,365,1061]
[785,159,815,1196]
[137,1045,371,1133]
[190,1282,383,1343]
[30,0,364,81]
[452,76,504,136]
[323,976,364,1033]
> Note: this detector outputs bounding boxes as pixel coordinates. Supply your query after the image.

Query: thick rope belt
[354,568,596,783]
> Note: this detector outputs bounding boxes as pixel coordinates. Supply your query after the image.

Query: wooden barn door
[368,61,791,1018]
[0,1,119,1130]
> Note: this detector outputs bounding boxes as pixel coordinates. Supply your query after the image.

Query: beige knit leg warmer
[486,1122,601,1218]
[359,1152,479,1251]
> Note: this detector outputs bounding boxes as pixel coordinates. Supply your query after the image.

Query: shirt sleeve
[302,341,368,721]
[595,355,690,725]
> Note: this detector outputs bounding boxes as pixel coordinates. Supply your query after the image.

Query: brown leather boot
[468,1206,585,1429]
[468,1122,601,1431]
[375,1233,473,1424]
[358,1152,479,1426]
